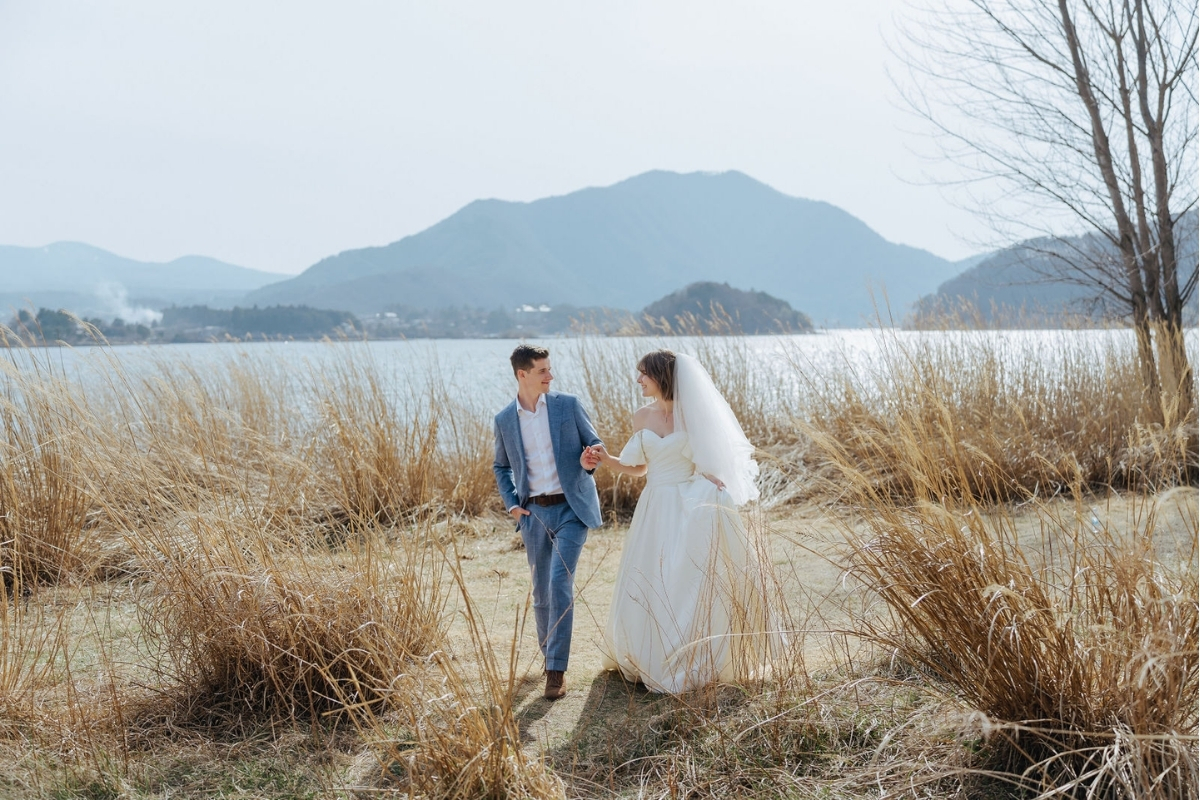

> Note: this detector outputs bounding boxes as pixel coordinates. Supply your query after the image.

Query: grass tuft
[799,329,1197,503]
[132,521,448,725]
[0,353,97,587]
[813,438,1198,795]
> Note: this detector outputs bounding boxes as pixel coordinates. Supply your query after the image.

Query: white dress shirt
[517,393,563,502]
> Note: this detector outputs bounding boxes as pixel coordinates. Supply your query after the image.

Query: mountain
[640,281,813,334]
[918,210,1199,325]
[246,171,961,326]
[0,242,286,319]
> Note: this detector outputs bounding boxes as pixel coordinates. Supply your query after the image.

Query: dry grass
[862,500,1193,797]
[314,356,495,525]
[356,546,563,799]
[131,523,448,726]
[0,585,67,732]
[807,380,1198,797]
[796,329,1198,503]
[0,352,98,586]
[0,326,1193,798]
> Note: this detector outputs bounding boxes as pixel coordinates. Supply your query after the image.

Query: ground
[4,489,1194,798]
[438,488,1197,765]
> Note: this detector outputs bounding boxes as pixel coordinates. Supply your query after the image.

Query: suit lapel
[546,392,562,458]
[505,402,527,487]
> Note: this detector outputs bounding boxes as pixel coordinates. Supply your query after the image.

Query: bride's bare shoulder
[631,405,655,431]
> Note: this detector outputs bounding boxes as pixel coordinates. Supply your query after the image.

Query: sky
[0,0,988,275]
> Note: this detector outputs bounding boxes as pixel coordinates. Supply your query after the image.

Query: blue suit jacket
[493,391,604,529]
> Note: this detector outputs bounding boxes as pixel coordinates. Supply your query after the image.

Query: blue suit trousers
[518,500,588,672]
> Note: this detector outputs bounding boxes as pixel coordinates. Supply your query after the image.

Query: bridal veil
[672,353,759,506]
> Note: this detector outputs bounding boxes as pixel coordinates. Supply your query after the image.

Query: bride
[586,349,776,693]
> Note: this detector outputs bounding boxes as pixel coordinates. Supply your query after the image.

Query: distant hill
[160,305,358,340]
[640,281,813,334]
[7,303,358,345]
[0,242,286,319]
[246,170,961,326]
[917,211,1199,325]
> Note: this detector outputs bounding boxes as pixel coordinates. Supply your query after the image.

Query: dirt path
[440,489,1198,759]
[442,504,865,756]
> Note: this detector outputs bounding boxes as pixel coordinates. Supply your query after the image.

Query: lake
[5,328,1190,415]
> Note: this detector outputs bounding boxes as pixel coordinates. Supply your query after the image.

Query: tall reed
[97,352,459,723]
[131,516,449,724]
[0,342,468,727]
[314,354,494,525]
[0,351,97,586]
[797,329,1197,503]
[362,542,563,799]
[809,414,1198,796]
[0,581,68,731]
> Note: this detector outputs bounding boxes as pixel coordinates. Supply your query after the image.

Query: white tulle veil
[672,353,760,506]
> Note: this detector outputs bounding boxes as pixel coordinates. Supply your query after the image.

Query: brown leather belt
[530,493,566,507]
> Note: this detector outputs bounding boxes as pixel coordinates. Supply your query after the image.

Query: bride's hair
[636,349,676,401]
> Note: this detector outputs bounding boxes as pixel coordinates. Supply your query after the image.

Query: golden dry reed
[358,543,563,799]
[802,328,1197,797]
[0,342,475,730]
[0,320,1194,798]
[825,485,1197,796]
[131,522,448,724]
[796,328,1197,503]
[0,356,96,586]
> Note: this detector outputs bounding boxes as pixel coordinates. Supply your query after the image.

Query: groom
[494,344,604,700]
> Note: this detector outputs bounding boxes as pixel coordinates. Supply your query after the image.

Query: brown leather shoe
[543,670,567,700]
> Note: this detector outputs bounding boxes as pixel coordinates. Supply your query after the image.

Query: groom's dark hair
[511,344,551,376]
[637,350,676,401]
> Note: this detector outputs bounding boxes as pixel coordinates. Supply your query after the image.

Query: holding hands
[584,440,724,491]
[581,443,609,470]
[584,442,649,479]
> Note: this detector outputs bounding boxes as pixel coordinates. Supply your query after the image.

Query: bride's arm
[586,442,647,478]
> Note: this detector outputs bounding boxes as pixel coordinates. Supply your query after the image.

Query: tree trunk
[1131,310,1164,422]
[1059,0,1174,419]
[1154,320,1196,423]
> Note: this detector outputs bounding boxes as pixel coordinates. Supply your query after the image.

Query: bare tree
[895,0,1197,418]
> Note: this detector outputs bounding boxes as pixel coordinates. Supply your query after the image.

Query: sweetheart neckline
[639,429,684,441]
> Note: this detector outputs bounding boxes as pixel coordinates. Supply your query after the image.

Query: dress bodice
[619,429,696,488]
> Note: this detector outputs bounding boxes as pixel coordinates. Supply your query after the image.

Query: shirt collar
[516,393,548,416]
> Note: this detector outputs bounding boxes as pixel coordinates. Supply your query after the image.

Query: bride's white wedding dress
[600,427,775,693]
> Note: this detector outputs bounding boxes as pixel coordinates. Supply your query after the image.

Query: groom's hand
[580,445,602,470]
[509,506,530,521]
